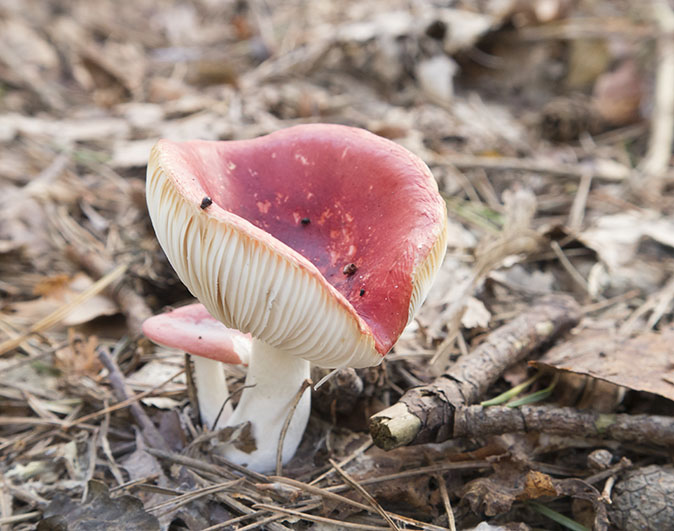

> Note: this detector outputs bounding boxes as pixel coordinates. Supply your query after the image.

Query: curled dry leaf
[6,273,118,327]
[533,327,674,402]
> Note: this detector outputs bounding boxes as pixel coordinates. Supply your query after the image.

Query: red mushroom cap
[142,303,250,364]
[147,124,447,368]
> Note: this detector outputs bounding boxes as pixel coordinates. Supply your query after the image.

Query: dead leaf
[517,470,558,500]
[533,327,674,402]
[38,479,159,531]
[462,460,528,516]
[7,273,118,327]
[216,421,257,454]
[54,330,101,378]
[578,212,674,294]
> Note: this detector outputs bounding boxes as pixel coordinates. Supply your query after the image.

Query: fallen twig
[369,295,581,449]
[276,378,312,476]
[328,458,400,531]
[452,405,674,446]
[97,346,170,451]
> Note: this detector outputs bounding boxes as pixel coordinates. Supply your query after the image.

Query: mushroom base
[192,356,232,430]
[216,339,311,472]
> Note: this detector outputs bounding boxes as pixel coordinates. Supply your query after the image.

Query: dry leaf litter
[1,0,673,530]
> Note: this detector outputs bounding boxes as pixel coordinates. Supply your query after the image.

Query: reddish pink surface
[158,125,445,354]
[142,304,249,363]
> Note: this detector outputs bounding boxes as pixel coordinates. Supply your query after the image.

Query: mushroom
[142,303,251,430]
[146,123,447,471]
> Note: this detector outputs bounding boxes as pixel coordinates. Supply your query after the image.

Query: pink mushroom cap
[142,303,250,365]
[147,124,447,368]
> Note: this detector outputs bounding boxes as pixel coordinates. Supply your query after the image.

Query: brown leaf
[217,421,257,454]
[8,273,119,327]
[54,330,101,378]
[517,470,558,500]
[533,327,674,402]
[38,479,159,531]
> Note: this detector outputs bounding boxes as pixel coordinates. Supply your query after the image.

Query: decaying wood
[369,295,581,450]
[452,405,674,446]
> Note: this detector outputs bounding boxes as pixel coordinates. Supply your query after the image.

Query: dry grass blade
[64,368,185,428]
[0,511,41,526]
[145,479,244,514]
[436,473,456,531]
[328,458,401,531]
[325,460,492,492]
[276,378,312,475]
[269,476,447,531]
[252,503,390,530]
[0,263,127,356]
[233,502,322,531]
[550,241,591,294]
[309,438,372,485]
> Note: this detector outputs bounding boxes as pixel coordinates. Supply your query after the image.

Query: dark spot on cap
[343,263,358,276]
[200,196,213,209]
[359,288,365,296]
[198,336,203,340]
[301,217,311,225]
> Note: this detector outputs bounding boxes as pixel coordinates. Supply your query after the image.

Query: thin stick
[65,368,185,428]
[270,476,447,531]
[201,511,261,531]
[568,171,593,232]
[309,438,372,485]
[0,512,41,526]
[97,346,170,451]
[252,504,390,530]
[436,474,456,531]
[0,264,127,356]
[146,449,237,481]
[234,503,321,531]
[211,383,256,430]
[275,378,312,476]
[600,476,616,504]
[328,459,400,531]
[146,479,243,514]
[109,474,159,493]
[550,241,591,294]
[0,476,12,531]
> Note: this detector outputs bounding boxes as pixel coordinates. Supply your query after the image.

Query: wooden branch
[369,295,581,450]
[453,405,674,446]
[97,346,170,451]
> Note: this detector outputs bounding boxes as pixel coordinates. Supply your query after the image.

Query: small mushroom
[142,303,251,430]
[146,124,447,471]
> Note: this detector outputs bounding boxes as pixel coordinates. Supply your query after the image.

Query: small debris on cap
[359,288,365,296]
[300,217,311,225]
[200,196,213,209]
[343,263,357,276]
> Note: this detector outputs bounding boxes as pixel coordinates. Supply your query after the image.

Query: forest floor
[1,0,674,529]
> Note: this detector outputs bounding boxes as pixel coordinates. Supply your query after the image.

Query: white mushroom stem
[221,339,311,473]
[191,356,232,430]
